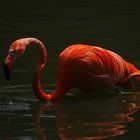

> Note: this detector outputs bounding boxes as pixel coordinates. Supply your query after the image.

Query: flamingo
[3,37,140,101]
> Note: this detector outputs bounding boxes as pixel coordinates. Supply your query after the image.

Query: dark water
[1,88,140,140]
[0,0,140,139]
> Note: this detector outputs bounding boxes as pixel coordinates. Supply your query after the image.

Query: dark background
[0,0,140,139]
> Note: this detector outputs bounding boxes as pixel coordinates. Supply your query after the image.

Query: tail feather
[129,71,140,81]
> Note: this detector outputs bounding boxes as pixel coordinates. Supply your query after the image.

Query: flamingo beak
[3,54,15,80]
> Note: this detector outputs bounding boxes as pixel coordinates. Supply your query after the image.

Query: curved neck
[23,38,52,101]
[19,38,68,101]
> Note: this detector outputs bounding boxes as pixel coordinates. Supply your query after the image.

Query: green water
[0,0,140,139]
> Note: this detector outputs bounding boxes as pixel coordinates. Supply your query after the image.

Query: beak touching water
[3,54,15,80]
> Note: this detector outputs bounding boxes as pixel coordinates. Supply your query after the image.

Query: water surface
[0,85,140,140]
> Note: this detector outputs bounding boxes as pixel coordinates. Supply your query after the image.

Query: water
[0,0,140,139]
[1,87,140,140]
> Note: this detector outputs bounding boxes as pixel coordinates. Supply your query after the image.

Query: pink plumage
[3,38,140,101]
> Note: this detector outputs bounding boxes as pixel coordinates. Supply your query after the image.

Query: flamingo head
[3,40,26,80]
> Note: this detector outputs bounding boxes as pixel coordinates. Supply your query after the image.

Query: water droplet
[68,126,71,129]
[9,100,13,105]
[122,100,126,103]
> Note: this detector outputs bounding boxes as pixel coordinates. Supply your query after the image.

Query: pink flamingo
[3,37,140,101]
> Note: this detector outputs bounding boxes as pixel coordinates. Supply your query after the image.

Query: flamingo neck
[23,38,52,101]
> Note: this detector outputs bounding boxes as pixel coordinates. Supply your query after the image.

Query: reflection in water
[34,92,140,140]
[0,88,140,140]
[34,102,60,140]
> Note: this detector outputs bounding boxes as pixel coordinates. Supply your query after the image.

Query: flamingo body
[57,44,140,92]
[3,38,140,101]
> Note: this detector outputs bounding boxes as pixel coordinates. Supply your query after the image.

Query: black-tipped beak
[3,54,14,80]
[3,64,11,80]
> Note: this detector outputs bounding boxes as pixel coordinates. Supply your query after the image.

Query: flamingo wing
[57,44,140,92]
[58,45,119,92]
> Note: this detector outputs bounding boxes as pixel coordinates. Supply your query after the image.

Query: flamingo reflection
[34,93,140,140]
